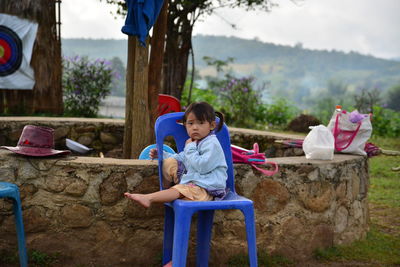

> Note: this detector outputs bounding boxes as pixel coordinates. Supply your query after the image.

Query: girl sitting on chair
[124,102,228,208]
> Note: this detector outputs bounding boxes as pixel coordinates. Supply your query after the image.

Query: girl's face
[185,112,216,141]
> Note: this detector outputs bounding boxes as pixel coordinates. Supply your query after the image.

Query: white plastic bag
[302,125,335,160]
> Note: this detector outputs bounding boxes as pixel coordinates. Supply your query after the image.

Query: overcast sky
[61,0,400,60]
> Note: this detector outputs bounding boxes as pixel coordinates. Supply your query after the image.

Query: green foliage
[385,84,400,111]
[62,56,113,117]
[264,97,299,128]
[29,250,59,266]
[203,56,235,74]
[195,56,299,129]
[217,76,266,128]
[353,87,382,113]
[371,106,400,137]
[181,82,218,109]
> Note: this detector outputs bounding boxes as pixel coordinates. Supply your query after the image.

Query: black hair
[183,102,224,132]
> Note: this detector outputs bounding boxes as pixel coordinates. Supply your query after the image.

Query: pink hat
[1,125,70,157]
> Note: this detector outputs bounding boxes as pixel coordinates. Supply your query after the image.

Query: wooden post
[123,36,151,159]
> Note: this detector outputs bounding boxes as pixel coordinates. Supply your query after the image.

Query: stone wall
[0,149,369,266]
[0,117,305,158]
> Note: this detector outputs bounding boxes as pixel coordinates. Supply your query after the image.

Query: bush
[62,56,113,117]
[217,76,264,128]
[371,105,400,137]
[287,114,321,132]
[264,98,299,129]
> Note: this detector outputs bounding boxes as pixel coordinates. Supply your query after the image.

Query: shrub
[62,56,113,117]
[371,105,400,137]
[264,97,299,129]
[287,114,321,132]
[217,76,266,128]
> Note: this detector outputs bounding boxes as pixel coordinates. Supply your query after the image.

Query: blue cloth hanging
[121,0,164,46]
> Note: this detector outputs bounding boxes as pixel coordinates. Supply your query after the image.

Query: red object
[158,94,181,116]
[0,125,70,157]
[231,143,278,176]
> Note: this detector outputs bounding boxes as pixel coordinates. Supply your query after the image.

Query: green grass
[314,225,400,266]
[369,155,400,207]
[370,136,400,151]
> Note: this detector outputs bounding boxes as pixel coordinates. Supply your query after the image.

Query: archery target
[0,25,23,77]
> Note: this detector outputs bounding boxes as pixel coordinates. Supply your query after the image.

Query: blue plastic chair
[155,112,258,267]
[138,144,176,160]
[0,182,28,267]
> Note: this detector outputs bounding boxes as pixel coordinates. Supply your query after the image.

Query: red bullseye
[0,39,12,64]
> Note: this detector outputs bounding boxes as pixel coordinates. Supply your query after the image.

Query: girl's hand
[149,148,158,159]
[185,138,194,145]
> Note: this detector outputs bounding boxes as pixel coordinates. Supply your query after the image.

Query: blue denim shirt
[164,134,228,191]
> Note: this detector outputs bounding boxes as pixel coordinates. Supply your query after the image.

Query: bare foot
[124,192,151,208]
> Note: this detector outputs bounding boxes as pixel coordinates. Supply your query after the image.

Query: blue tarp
[121,0,164,46]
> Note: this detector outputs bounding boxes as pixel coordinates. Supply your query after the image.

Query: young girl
[124,102,228,208]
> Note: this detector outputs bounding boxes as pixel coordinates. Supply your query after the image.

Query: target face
[0,25,23,77]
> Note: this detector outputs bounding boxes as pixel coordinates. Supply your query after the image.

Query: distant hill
[61,35,400,105]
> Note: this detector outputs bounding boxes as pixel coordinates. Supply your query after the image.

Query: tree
[104,0,278,100]
[0,0,63,115]
[353,87,381,114]
[103,0,278,158]
[385,84,400,111]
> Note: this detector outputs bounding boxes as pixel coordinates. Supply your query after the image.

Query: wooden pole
[123,36,151,159]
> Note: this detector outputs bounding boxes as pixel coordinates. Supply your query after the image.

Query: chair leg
[242,205,258,267]
[196,210,214,267]
[12,198,28,267]
[163,205,175,265]
[172,208,193,267]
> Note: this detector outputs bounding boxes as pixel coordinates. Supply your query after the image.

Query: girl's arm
[184,138,225,174]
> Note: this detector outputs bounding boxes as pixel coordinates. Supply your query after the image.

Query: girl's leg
[124,188,181,208]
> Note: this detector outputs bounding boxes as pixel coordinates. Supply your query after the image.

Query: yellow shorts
[172,183,213,201]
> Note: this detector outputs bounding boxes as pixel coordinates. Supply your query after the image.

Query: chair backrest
[155,112,235,193]
[158,94,181,116]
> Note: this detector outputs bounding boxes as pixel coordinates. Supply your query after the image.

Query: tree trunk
[162,1,194,101]
[148,0,168,142]
[0,0,63,115]
[123,36,151,159]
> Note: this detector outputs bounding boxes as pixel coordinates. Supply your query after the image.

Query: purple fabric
[207,188,229,200]
[349,110,368,123]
